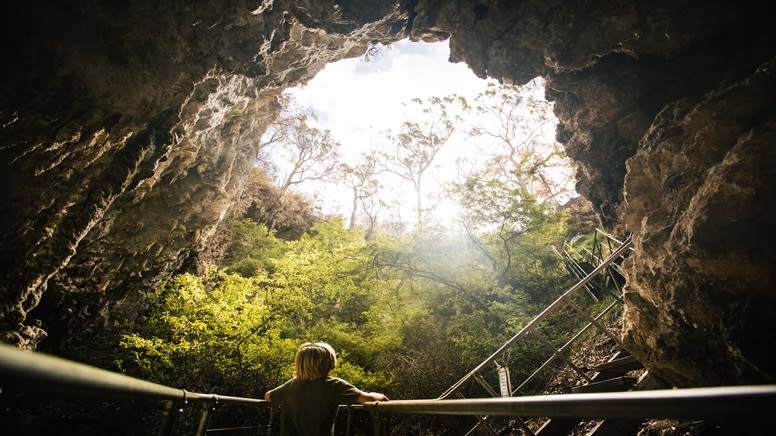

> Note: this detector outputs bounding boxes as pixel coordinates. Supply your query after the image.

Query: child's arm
[357,391,389,403]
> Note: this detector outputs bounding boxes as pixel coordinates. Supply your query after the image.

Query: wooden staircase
[536,350,667,436]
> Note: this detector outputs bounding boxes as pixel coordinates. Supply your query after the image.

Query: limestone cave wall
[1,0,774,387]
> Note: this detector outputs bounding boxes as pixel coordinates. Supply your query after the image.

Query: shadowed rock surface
[1,0,774,388]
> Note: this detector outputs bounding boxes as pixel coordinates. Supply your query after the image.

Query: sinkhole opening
[257,38,577,236]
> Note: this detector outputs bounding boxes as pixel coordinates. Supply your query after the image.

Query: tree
[259,97,341,229]
[117,268,300,395]
[379,95,464,231]
[119,222,396,397]
[452,171,568,293]
[222,219,284,277]
[467,80,574,206]
[336,152,381,231]
[365,226,561,400]
[359,195,388,240]
[274,117,340,196]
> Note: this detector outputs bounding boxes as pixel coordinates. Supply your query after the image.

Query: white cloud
[287,39,492,158]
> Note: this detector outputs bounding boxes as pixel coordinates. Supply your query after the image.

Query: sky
[287,38,493,154]
[271,38,562,231]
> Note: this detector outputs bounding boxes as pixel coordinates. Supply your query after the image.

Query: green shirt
[268,376,362,436]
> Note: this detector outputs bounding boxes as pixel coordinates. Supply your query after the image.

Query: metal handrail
[595,228,635,251]
[372,384,776,419]
[3,345,776,434]
[0,343,269,435]
[0,343,266,406]
[513,299,620,394]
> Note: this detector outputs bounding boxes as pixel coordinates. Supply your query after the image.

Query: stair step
[634,371,669,390]
[586,418,643,436]
[593,355,643,374]
[536,418,579,436]
[585,372,668,435]
[572,376,637,393]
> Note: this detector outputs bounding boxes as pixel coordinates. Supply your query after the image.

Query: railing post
[263,405,276,435]
[345,404,352,436]
[157,400,179,436]
[195,400,216,436]
[372,407,382,436]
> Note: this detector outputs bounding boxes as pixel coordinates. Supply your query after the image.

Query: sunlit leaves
[223,219,283,276]
[118,268,300,394]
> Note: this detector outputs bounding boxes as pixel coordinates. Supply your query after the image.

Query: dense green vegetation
[117,203,590,401]
[114,80,606,434]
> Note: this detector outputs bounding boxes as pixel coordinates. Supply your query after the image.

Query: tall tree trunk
[415,179,423,231]
[349,186,358,230]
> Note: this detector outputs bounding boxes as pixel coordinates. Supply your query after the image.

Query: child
[264,342,389,436]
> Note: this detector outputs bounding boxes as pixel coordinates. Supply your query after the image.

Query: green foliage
[118,268,300,396]
[331,359,393,393]
[117,81,595,419]
[223,219,283,276]
[362,216,575,399]
[451,170,571,307]
[119,211,592,415]
[118,220,399,397]
[272,220,372,325]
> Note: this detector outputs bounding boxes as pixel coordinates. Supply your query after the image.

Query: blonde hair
[294,342,337,381]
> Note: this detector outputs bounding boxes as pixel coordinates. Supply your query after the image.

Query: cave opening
[257,38,576,235]
[3,2,776,434]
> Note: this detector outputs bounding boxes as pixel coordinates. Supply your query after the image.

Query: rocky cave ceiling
[0,0,774,387]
